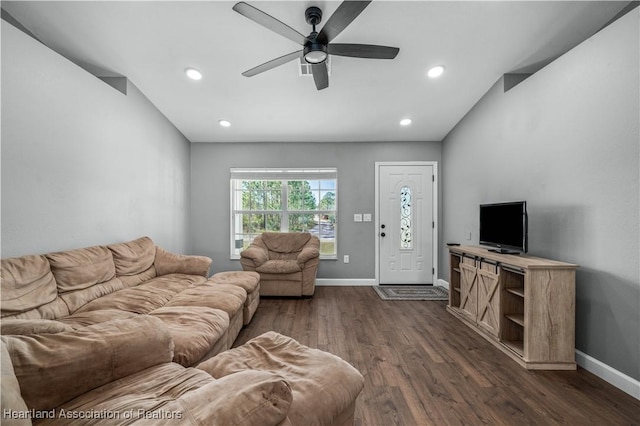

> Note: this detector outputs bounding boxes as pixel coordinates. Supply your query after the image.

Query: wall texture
[441,10,639,380]
[1,22,192,256]
[190,141,441,278]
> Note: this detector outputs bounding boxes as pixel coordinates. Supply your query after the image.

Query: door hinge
[432,221,435,228]
[432,175,435,182]
[432,268,435,275]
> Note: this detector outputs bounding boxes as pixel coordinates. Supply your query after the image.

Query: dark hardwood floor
[235,286,640,425]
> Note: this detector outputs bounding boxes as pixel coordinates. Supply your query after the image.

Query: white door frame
[374,161,438,285]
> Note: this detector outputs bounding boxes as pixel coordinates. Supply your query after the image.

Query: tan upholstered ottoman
[209,271,260,325]
[198,331,365,426]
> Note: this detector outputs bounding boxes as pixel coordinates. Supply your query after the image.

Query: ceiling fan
[232,1,400,91]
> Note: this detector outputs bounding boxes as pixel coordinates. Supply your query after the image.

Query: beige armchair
[240,232,320,297]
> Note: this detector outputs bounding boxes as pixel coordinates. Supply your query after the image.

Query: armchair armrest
[297,246,320,267]
[240,247,269,268]
[154,246,212,277]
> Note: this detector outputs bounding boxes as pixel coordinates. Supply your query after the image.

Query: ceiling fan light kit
[232,1,400,91]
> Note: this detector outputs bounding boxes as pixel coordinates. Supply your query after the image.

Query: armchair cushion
[256,260,301,274]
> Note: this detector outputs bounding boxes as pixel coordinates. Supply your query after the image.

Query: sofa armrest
[240,247,268,268]
[177,369,292,426]
[1,316,173,412]
[297,246,320,266]
[154,246,212,277]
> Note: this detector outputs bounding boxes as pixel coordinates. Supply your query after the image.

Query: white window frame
[229,168,338,259]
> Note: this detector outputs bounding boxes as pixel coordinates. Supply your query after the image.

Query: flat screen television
[479,201,528,254]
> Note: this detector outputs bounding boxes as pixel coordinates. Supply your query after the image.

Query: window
[230,168,337,259]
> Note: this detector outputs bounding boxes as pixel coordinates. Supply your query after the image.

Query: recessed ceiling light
[427,65,445,78]
[400,118,412,126]
[219,120,231,127]
[185,68,202,80]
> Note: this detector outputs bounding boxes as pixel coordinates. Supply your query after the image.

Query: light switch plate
[354,214,362,222]
[363,213,372,222]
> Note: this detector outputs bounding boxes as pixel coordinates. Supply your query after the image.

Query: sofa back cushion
[46,245,115,293]
[107,236,157,286]
[1,255,68,320]
[46,245,125,313]
[1,316,174,412]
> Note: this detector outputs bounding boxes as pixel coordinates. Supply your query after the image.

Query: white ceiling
[1,1,631,143]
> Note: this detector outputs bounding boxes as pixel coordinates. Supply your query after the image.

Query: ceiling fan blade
[328,43,399,59]
[242,50,302,77]
[233,2,307,46]
[317,0,372,44]
[312,63,329,91]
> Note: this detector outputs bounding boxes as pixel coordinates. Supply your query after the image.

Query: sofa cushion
[149,306,229,366]
[209,271,260,292]
[198,331,365,426]
[1,318,74,335]
[1,316,174,411]
[46,245,116,293]
[256,260,301,274]
[164,283,246,318]
[0,340,30,426]
[107,236,156,277]
[58,309,138,328]
[73,274,205,315]
[1,255,58,318]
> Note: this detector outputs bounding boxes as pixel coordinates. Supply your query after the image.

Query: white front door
[377,163,436,284]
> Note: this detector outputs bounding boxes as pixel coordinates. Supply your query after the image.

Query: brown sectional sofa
[1,236,244,366]
[0,236,366,425]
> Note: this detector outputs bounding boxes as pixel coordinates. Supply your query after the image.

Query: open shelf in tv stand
[447,245,578,370]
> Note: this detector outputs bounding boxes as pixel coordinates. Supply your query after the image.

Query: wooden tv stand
[447,246,578,370]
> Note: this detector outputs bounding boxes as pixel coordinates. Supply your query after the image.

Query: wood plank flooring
[234,286,640,425]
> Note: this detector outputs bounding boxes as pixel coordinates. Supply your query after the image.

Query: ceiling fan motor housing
[305,6,322,26]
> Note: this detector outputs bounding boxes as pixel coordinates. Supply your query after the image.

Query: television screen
[479,201,528,253]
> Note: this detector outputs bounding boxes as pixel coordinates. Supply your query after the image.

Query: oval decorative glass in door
[400,186,412,249]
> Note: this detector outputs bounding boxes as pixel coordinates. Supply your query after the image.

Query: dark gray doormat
[373,285,449,301]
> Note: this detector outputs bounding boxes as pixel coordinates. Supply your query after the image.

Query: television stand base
[488,248,520,255]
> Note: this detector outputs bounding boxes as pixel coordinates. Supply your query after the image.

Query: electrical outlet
[466,231,472,240]
[343,255,350,263]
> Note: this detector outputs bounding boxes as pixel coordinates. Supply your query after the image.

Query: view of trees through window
[232,178,337,257]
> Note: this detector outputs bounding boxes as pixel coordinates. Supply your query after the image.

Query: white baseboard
[575,350,640,399]
[316,278,376,286]
[436,279,638,400]
[437,278,449,289]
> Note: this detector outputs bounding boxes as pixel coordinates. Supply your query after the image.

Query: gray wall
[1,22,192,256]
[441,10,639,380]
[190,141,441,278]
